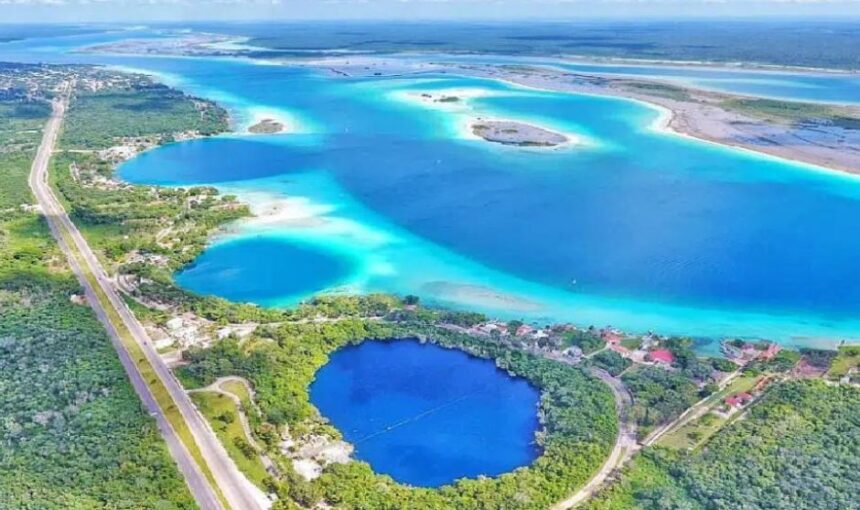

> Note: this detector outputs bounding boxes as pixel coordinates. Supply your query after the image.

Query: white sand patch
[390,88,588,146]
[317,441,353,465]
[421,281,542,313]
[389,87,502,111]
[201,36,269,53]
[293,459,323,481]
[224,188,395,247]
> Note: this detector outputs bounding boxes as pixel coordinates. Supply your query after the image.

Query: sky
[1,0,860,23]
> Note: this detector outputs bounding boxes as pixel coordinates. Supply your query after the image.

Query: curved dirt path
[551,368,639,509]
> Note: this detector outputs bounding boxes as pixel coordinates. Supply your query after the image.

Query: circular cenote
[305,335,619,505]
[309,338,541,487]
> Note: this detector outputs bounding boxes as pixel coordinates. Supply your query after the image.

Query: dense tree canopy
[0,66,195,509]
[588,380,860,510]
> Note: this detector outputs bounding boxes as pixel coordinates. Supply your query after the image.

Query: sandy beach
[428,61,860,175]
[93,38,860,175]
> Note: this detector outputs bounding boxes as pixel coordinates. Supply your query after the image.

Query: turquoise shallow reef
[5,30,860,350]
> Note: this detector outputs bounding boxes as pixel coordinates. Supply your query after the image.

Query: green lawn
[827,345,860,379]
[221,379,254,407]
[659,412,727,450]
[657,375,759,450]
[620,337,641,350]
[191,391,269,488]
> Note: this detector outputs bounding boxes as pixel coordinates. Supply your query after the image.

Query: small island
[420,92,461,103]
[248,118,285,134]
[471,119,569,147]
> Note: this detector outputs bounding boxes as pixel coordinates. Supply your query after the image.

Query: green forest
[587,380,860,510]
[0,65,195,509]
[62,79,227,149]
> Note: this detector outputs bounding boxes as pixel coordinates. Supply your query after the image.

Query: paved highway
[30,81,268,510]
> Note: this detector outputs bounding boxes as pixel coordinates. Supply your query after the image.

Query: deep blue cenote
[309,339,541,487]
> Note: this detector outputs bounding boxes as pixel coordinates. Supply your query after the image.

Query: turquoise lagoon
[113,60,860,350]
[4,32,860,349]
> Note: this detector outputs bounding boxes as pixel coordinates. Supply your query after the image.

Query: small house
[648,349,675,365]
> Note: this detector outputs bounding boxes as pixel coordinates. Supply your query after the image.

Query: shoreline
[387,49,860,76]
[427,63,860,177]
[91,37,860,175]
[555,54,860,77]
[311,56,860,175]
[552,55,860,77]
[107,62,860,349]
[201,179,860,349]
[619,96,860,182]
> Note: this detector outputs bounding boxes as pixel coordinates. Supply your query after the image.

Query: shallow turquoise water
[309,339,541,487]
[113,61,860,347]
[5,31,860,348]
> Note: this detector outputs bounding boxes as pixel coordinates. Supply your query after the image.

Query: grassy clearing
[191,391,269,488]
[826,345,860,379]
[657,375,758,450]
[716,374,758,399]
[723,98,860,128]
[220,379,253,406]
[620,337,641,350]
[620,80,691,101]
[659,412,726,450]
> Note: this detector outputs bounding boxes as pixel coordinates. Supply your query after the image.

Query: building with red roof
[601,330,623,345]
[725,392,754,408]
[759,343,781,361]
[515,324,534,337]
[648,349,675,365]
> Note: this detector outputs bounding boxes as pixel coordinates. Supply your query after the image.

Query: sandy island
[248,118,285,134]
[314,56,860,176]
[471,119,569,147]
[244,107,298,134]
[402,90,577,148]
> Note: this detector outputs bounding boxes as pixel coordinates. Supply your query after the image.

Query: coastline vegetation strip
[33,96,232,509]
